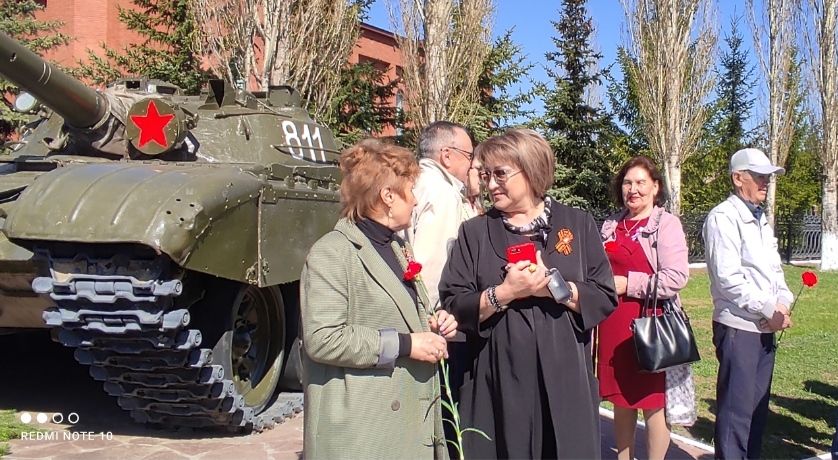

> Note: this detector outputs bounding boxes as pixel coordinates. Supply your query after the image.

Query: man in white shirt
[703,148,793,459]
[405,121,480,310]
[405,121,479,460]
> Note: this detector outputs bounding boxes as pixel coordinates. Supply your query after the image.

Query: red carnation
[802,270,818,287]
[777,270,819,346]
[404,260,423,281]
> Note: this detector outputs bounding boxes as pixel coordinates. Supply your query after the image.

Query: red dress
[597,217,665,409]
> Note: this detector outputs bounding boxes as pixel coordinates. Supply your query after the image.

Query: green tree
[775,53,820,216]
[0,1,69,139]
[772,50,819,217]
[465,29,534,142]
[75,0,210,94]
[326,61,398,146]
[607,48,647,150]
[683,17,756,214]
[533,0,616,211]
[605,47,649,171]
[777,119,822,215]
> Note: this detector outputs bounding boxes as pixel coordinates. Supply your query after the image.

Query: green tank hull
[0,31,342,431]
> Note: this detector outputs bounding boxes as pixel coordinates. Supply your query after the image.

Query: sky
[365,0,759,118]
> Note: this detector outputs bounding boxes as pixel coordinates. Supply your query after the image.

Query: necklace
[622,218,643,236]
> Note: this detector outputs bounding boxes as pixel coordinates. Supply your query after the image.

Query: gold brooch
[555,228,574,255]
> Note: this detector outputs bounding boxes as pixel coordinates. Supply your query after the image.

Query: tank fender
[2,163,262,283]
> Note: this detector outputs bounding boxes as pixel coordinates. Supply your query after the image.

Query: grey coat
[300,218,446,459]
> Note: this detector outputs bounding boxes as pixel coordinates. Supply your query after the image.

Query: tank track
[34,270,302,432]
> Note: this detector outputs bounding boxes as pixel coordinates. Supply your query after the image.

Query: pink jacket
[600,206,689,301]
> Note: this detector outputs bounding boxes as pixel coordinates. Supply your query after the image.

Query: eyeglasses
[479,168,521,185]
[446,146,473,162]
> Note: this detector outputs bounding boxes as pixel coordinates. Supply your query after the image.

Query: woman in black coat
[439,128,617,459]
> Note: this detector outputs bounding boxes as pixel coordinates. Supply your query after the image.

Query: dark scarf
[736,194,764,221]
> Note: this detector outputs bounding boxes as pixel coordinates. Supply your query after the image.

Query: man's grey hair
[417,121,469,159]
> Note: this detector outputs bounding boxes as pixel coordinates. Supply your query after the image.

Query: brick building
[348,23,405,137]
[35,2,405,136]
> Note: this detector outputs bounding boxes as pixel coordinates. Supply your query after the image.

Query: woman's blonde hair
[339,138,419,222]
[474,128,555,197]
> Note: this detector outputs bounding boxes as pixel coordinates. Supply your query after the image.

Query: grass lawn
[0,409,31,457]
[675,265,838,458]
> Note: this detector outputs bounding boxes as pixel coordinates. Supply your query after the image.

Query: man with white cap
[702,147,794,459]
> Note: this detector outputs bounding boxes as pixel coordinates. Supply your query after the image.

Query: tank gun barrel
[0,31,107,129]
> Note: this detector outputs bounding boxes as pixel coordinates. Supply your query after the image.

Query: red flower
[789,270,819,314]
[404,260,423,281]
[604,241,618,253]
[777,269,819,346]
[802,270,818,287]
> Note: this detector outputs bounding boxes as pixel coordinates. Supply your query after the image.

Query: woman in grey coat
[301,138,457,459]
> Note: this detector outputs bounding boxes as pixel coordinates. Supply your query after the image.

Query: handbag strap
[640,229,662,318]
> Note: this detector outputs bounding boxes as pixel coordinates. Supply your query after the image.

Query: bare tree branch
[192,0,361,121]
[621,0,718,215]
[747,0,800,224]
[388,0,493,132]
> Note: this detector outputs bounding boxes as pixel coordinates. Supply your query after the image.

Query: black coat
[439,201,617,459]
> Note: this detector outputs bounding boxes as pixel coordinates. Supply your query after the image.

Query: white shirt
[405,158,478,310]
[702,195,794,333]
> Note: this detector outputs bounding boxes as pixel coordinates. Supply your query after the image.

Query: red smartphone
[506,242,537,264]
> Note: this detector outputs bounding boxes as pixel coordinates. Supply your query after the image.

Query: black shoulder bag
[631,235,700,373]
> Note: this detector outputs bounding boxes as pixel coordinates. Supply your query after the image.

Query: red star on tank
[129,100,175,148]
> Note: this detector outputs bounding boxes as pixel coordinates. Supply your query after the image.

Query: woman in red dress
[598,156,690,460]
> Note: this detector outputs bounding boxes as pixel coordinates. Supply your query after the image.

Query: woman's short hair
[474,128,555,197]
[339,138,419,222]
[611,155,668,208]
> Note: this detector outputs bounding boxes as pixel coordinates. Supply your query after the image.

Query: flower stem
[777,284,805,346]
[440,357,466,460]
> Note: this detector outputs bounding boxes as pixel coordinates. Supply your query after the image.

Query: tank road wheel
[228,284,284,411]
[192,280,286,415]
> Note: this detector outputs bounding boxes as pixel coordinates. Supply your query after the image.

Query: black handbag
[631,236,700,373]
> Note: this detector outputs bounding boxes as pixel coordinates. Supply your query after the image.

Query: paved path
[2,331,712,459]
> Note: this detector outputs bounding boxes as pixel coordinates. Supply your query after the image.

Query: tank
[0,31,342,431]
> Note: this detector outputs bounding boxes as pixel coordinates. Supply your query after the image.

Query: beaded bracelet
[487,285,506,314]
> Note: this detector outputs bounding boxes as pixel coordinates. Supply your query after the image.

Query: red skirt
[597,220,664,409]
[597,296,665,409]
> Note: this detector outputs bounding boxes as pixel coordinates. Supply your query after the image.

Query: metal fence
[775,213,822,262]
[682,213,822,263]
[596,212,823,263]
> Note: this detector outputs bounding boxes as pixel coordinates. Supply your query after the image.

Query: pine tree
[683,17,756,214]
[533,0,615,211]
[466,30,534,142]
[75,0,210,95]
[0,1,69,139]
[326,61,398,146]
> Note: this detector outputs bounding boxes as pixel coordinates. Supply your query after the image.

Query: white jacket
[702,195,794,332]
[404,158,478,310]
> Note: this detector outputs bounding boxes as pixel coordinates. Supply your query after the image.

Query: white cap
[729,148,785,175]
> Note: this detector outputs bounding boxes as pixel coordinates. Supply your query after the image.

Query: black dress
[439,201,617,459]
